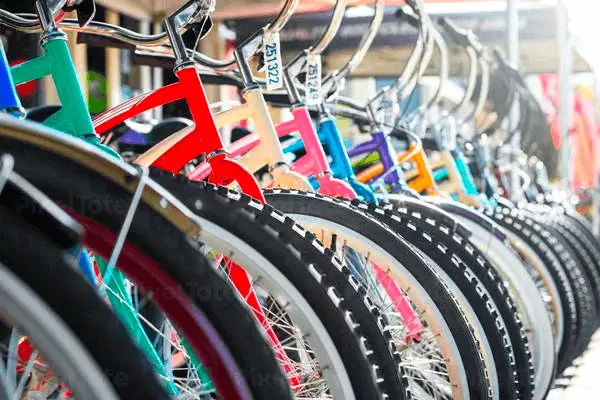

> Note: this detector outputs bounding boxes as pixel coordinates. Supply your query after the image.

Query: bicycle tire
[520,205,600,319]
[0,204,168,399]
[0,119,294,399]
[420,201,556,399]
[547,219,600,316]
[370,199,534,400]
[0,118,394,399]
[149,170,407,399]
[483,207,594,372]
[554,213,600,319]
[264,189,493,400]
[515,211,597,358]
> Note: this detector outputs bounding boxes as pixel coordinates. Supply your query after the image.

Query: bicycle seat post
[164,15,193,70]
[283,53,304,107]
[233,32,262,90]
[36,0,63,39]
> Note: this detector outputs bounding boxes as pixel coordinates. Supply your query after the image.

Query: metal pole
[557,0,572,191]
[105,9,121,109]
[152,20,163,120]
[139,19,152,120]
[507,0,521,201]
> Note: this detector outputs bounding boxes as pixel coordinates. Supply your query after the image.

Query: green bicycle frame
[11,33,117,157]
[11,31,213,394]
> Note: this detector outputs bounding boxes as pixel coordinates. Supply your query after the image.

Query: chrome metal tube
[309,0,347,55]
[451,46,478,117]
[468,56,489,123]
[424,19,448,109]
[266,0,300,33]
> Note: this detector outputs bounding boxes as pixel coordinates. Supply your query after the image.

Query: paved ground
[547,331,600,399]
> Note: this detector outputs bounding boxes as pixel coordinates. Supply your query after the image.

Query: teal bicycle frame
[433,147,497,207]
[11,32,117,157]
[8,27,210,395]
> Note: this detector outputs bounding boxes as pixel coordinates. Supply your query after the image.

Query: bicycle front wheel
[0,203,168,399]
[0,116,293,399]
[265,189,493,400]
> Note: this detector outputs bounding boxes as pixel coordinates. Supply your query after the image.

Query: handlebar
[450,45,478,116]
[437,17,484,55]
[400,14,434,101]
[424,21,449,110]
[366,4,426,117]
[0,0,300,70]
[267,0,299,33]
[324,0,385,87]
[470,57,490,126]
[1,12,171,46]
[282,0,346,103]
[395,6,420,29]
[308,0,346,55]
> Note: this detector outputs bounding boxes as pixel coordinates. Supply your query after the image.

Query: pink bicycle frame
[188,106,356,199]
[188,104,425,340]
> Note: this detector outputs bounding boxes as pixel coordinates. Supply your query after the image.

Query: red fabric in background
[8,59,36,98]
[539,74,598,190]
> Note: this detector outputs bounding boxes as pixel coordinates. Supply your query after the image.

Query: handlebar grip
[438,17,483,54]
[493,49,527,86]
[181,17,214,49]
[76,32,136,50]
[395,6,420,29]
[404,0,420,12]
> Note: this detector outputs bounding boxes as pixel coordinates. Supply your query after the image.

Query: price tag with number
[305,53,322,105]
[263,31,283,91]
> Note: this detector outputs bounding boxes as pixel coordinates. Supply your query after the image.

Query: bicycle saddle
[25,105,61,124]
[146,118,193,144]
[117,117,194,156]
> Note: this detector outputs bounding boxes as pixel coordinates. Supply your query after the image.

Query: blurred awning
[95,0,188,19]
[228,1,590,75]
[95,0,496,20]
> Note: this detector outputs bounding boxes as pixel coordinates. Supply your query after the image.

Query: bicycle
[1,0,404,398]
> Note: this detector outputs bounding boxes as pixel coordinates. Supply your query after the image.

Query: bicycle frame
[2,8,301,391]
[10,31,118,158]
[346,131,406,192]
[93,63,302,387]
[187,103,359,198]
[94,66,266,201]
[317,117,377,202]
[0,42,21,113]
[0,34,186,395]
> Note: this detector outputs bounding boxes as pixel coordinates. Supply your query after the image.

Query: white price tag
[263,31,283,91]
[305,54,322,105]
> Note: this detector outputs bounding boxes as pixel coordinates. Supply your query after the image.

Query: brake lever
[181,16,213,49]
[62,0,95,28]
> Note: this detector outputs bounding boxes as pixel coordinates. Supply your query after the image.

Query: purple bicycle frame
[347,131,404,189]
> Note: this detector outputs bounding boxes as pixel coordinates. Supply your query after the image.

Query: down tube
[0,43,21,112]
[318,119,376,202]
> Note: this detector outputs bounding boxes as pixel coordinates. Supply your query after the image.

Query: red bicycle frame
[93,65,301,386]
[94,66,264,202]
